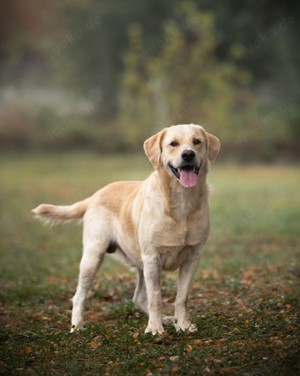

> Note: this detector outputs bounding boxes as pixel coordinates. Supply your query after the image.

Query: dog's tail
[32,198,90,226]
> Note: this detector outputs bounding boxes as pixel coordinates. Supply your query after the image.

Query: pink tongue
[179,169,199,188]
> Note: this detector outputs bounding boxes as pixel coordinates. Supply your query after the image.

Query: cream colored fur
[32,124,220,335]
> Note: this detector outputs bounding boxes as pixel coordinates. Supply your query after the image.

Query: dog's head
[144,124,220,188]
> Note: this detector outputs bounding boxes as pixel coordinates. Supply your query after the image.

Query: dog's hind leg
[132,269,148,315]
[71,217,110,333]
[70,244,105,332]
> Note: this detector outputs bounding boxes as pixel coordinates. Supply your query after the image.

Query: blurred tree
[119,3,252,146]
[196,0,300,141]
[59,0,177,118]
[0,0,299,152]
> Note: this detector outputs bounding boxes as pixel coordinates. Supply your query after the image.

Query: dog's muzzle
[168,162,201,189]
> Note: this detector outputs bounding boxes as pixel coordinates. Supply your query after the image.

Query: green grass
[0,152,299,375]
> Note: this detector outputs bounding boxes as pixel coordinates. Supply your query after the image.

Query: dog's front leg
[142,253,164,335]
[174,248,202,333]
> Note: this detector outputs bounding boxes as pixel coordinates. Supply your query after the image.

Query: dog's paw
[145,322,164,335]
[174,321,197,333]
[70,322,86,333]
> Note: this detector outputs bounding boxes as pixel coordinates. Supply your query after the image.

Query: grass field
[0,152,299,375]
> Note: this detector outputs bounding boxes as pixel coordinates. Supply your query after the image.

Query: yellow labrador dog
[33,124,220,335]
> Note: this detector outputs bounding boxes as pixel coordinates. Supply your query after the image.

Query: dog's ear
[144,129,165,169]
[206,131,220,163]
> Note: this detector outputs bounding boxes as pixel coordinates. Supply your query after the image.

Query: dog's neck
[155,163,209,219]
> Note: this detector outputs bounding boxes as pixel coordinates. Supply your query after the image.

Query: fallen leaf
[24,346,33,354]
[90,341,101,349]
[88,311,99,319]
[242,271,254,282]
[169,356,179,361]
[212,342,222,348]
[42,316,51,321]
[35,311,45,318]
[221,367,238,373]
[194,339,202,345]
[202,269,220,280]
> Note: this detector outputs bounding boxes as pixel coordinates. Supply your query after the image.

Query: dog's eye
[170,141,179,147]
[193,139,202,145]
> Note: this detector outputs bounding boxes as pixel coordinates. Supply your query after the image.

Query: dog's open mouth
[169,163,201,188]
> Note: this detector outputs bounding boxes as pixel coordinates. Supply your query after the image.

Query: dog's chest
[151,208,209,248]
[154,215,208,270]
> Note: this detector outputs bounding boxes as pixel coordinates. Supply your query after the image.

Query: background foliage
[0,0,299,160]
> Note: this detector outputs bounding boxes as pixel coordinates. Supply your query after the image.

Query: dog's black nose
[181,150,195,162]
